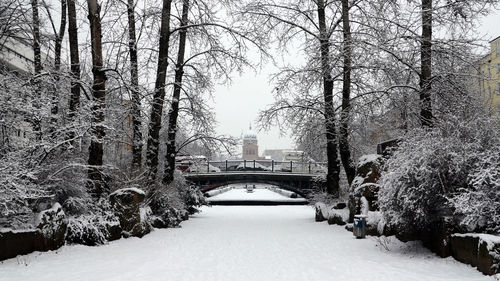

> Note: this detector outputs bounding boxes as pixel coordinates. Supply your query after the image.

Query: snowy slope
[0,206,496,281]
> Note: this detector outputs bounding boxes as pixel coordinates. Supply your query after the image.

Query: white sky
[211,8,500,154]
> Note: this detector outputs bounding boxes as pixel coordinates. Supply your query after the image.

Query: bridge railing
[179,159,327,174]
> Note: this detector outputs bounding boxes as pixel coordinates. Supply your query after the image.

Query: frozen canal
[0,189,496,281]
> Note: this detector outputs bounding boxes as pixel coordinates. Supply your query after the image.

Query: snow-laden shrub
[379,115,500,233]
[148,171,206,227]
[450,151,500,233]
[0,150,50,228]
[65,199,120,245]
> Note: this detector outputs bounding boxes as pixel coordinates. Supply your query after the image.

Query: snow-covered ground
[207,185,306,203]
[1,204,496,281]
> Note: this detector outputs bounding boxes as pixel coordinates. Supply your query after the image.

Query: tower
[242,124,259,160]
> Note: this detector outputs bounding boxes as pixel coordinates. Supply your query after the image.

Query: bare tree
[241,0,344,195]
[420,0,433,127]
[318,0,341,195]
[338,0,355,185]
[42,0,67,123]
[66,0,81,142]
[163,0,189,185]
[87,0,108,197]
[145,0,172,181]
[125,0,143,170]
[30,0,42,138]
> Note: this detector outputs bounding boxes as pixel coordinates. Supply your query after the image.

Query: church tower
[242,124,259,160]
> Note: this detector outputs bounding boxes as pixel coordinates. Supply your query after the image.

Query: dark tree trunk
[30,0,42,138]
[146,0,172,181]
[163,0,189,185]
[126,0,143,170]
[317,0,340,196]
[67,0,81,142]
[50,0,67,125]
[87,0,107,198]
[420,0,433,127]
[339,0,356,185]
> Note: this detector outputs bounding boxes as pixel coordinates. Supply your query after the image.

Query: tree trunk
[30,0,42,138]
[67,0,81,142]
[51,0,67,125]
[420,0,433,127]
[317,0,340,196]
[126,0,143,170]
[87,0,107,198]
[145,0,172,181]
[163,0,189,185]
[339,0,356,185]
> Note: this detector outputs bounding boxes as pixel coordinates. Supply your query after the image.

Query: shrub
[379,115,500,234]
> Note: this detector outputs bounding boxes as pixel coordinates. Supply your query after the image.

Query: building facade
[242,125,259,160]
[476,36,500,113]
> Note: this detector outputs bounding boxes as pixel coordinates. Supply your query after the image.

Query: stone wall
[0,203,67,261]
[451,234,500,275]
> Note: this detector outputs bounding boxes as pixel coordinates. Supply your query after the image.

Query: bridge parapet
[179,159,327,175]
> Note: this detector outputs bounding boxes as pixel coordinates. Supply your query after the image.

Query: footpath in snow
[0,190,496,281]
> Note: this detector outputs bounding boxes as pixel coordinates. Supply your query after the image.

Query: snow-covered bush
[0,150,51,228]
[148,170,206,228]
[65,199,120,245]
[450,151,500,233]
[379,115,500,234]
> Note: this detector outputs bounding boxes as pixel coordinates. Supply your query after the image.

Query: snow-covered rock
[110,188,149,238]
[327,208,348,226]
[36,203,67,250]
[315,202,328,222]
[349,154,384,223]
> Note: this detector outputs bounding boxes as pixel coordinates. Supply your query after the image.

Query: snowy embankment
[0,205,496,281]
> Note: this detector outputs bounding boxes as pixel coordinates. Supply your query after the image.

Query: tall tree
[87,0,107,197]
[30,0,42,138]
[43,0,67,122]
[163,0,189,184]
[66,0,81,142]
[317,0,341,195]
[145,0,173,181]
[339,0,355,185]
[126,0,143,169]
[163,0,189,185]
[420,0,433,127]
[245,0,344,195]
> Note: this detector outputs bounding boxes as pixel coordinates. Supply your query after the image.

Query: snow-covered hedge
[379,116,500,234]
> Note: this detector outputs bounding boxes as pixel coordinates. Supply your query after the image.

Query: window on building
[498,83,500,95]
[497,63,500,73]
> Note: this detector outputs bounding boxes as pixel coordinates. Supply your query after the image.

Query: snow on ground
[207,185,306,203]
[1,205,496,281]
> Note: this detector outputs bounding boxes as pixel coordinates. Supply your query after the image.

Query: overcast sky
[211,9,500,153]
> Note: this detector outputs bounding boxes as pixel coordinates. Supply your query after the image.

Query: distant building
[0,36,41,148]
[475,36,500,113]
[242,125,259,160]
[262,149,285,161]
[0,36,50,74]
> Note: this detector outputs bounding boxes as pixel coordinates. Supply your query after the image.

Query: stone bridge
[184,172,320,198]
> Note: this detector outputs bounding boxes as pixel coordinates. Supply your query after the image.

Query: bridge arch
[184,172,316,198]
